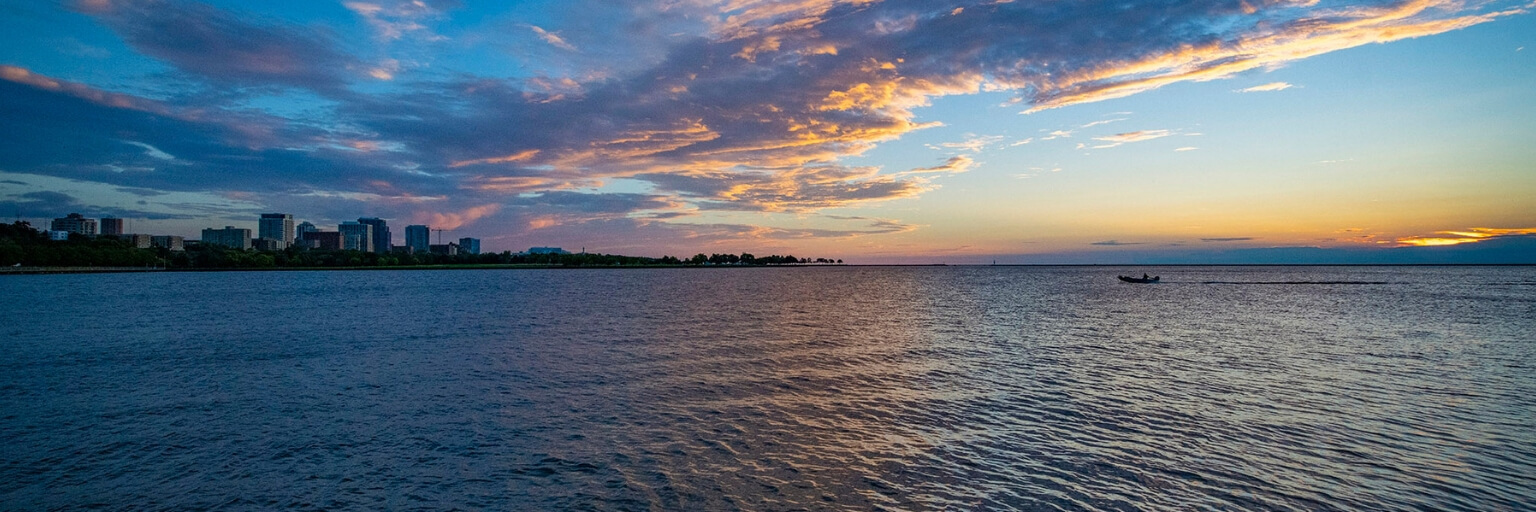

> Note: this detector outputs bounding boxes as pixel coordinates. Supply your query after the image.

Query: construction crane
[433,228,455,245]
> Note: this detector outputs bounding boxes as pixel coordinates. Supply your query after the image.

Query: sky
[0,0,1532,263]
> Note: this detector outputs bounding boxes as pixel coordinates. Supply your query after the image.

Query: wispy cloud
[1239,82,1294,93]
[344,1,442,41]
[1090,129,1174,148]
[897,155,975,176]
[1091,240,1145,246]
[1201,237,1253,242]
[930,135,1004,153]
[528,25,578,51]
[1175,147,1199,152]
[1081,118,1126,128]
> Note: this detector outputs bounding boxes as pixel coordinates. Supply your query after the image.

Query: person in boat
[1143,273,1149,279]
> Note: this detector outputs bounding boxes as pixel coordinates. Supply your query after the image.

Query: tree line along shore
[0,222,841,270]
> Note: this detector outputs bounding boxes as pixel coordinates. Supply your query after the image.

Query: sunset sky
[1,0,1532,262]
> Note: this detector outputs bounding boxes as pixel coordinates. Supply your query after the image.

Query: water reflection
[0,266,1532,510]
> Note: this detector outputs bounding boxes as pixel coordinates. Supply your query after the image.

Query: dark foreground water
[1,266,1533,511]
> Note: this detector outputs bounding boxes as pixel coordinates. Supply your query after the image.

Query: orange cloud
[414,204,502,230]
[450,149,541,168]
[1022,0,1524,112]
[1396,227,1536,247]
[0,65,174,116]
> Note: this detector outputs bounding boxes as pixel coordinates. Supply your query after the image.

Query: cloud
[123,141,175,161]
[1,0,1525,251]
[0,190,200,220]
[638,165,928,212]
[1396,227,1536,247]
[1239,82,1294,93]
[1081,118,1126,128]
[412,203,501,231]
[528,25,578,51]
[1201,237,1254,242]
[344,1,444,41]
[897,155,974,175]
[1095,130,1173,143]
[1089,129,1174,148]
[1017,1,1525,112]
[77,0,363,93]
[1175,146,1199,151]
[930,135,1004,153]
[1091,240,1145,246]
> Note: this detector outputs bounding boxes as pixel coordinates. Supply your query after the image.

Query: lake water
[1,266,1533,510]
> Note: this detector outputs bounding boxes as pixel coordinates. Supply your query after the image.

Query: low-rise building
[302,231,343,251]
[121,233,152,248]
[201,226,252,250]
[152,235,185,251]
[430,243,459,256]
[47,230,70,241]
[458,237,480,255]
[527,247,568,255]
[253,238,284,251]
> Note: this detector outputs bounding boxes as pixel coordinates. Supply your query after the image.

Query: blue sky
[1,0,1532,262]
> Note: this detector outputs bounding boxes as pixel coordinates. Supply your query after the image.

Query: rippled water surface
[2,266,1534,510]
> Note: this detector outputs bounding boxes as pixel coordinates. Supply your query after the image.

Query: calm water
[1,266,1533,511]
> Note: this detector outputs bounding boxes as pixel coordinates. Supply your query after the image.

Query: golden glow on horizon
[1396,227,1536,247]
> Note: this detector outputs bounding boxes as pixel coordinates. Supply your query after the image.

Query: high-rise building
[458,237,480,255]
[259,213,295,247]
[201,226,252,249]
[339,222,373,252]
[357,217,390,254]
[302,231,342,251]
[405,225,430,253]
[100,217,125,236]
[51,213,97,235]
[296,221,317,238]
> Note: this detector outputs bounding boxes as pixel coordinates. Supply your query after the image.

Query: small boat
[1118,275,1160,283]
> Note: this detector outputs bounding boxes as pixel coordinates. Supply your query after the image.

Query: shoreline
[3,262,1533,275]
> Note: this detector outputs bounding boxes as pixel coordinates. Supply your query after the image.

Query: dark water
[1,266,1533,511]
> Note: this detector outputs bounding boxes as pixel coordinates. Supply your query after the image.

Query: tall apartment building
[100,217,125,236]
[357,217,390,253]
[338,222,373,252]
[405,225,430,253]
[50,213,98,235]
[258,213,295,248]
[458,237,481,255]
[201,226,252,249]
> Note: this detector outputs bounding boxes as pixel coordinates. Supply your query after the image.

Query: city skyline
[1,1,1533,263]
